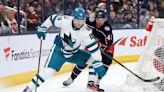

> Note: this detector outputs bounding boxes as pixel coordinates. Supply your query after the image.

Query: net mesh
[153,46,164,91]
[124,19,164,92]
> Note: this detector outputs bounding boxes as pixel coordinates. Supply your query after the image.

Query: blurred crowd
[108,0,163,29]
[0,0,164,35]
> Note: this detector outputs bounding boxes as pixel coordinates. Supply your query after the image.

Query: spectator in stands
[0,14,5,26]
[147,2,159,17]
[142,0,155,9]
[31,1,38,9]
[1,0,160,31]
[109,10,122,29]
[4,9,18,34]
[0,2,6,27]
[76,1,83,8]
[35,4,42,20]
[86,2,96,17]
[0,14,6,34]
[109,11,117,23]
[0,13,12,34]
[0,1,5,15]
[115,10,124,23]
[0,0,7,5]
[28,6,39,23]
[111,0,122,13]
[124,11,137,23]
[139,9,149,28]
[44,0,63,18]
[25,3,31,21]
[7,0,16,8]
[0,1,11,34]
[156,0,164,18]
[154,11,159,18]
[123,11,137,28]
[97,2,106,11]
[110,4,115,11]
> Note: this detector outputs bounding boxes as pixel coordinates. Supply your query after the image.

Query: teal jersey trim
[86,41,97,48]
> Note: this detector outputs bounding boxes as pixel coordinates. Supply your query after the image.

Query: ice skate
[63,77,74,86]
[87,82,104,92]
[22,86,32,92]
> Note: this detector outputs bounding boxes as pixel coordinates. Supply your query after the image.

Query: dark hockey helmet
[95,9,106,18]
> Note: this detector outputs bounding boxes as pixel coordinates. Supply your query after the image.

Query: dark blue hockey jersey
[86,17,113,48]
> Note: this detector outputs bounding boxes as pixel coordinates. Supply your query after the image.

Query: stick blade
[143,77,160,82]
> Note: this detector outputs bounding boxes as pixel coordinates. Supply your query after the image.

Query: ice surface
[0,62,137,92]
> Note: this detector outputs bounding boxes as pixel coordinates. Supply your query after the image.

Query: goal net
[123,18,164,92]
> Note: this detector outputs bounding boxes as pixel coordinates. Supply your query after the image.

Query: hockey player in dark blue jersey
[63,9,114,92]
[23,7,106,92]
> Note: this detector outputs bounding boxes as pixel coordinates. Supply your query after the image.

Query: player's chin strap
[92,34,160,82]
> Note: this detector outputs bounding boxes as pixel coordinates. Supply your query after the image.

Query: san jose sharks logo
[62,33,76,48]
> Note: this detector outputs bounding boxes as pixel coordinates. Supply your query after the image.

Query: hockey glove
[105,44,114,55]
[92,61,106,78]
[37,26,47,40]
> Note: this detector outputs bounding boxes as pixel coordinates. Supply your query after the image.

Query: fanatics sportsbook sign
[0,29,149,77]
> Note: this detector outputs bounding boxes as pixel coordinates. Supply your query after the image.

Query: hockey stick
[91,34,160,82]
[44,44,54,67]
[100,48,160,82]
[35,38,43,92]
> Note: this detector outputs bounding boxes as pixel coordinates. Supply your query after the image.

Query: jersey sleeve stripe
[85,41,99,53]
[89,47,99,53]
[63,44,81,52]
[86,41,97,48]
[36,74,45,83]
[32,79,39,87]
[50,15,58,26]
[37,26,47,32]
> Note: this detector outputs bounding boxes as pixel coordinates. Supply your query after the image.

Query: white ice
[0,62,137,92]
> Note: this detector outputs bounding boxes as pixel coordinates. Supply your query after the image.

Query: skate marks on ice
[1,63,137,92]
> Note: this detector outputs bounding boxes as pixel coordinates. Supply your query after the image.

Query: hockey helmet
[73,7,86,20]
[95,9,106,18]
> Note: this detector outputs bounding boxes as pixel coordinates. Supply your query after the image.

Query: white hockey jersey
[40,14,101,60]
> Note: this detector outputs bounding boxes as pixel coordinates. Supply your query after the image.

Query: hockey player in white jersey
[63,9,113,92]
[23,7,106,92]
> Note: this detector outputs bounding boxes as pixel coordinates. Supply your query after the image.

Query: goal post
[123,18,164,92]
